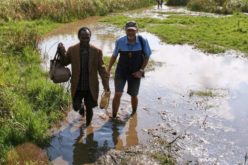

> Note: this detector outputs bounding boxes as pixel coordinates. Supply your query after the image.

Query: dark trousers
[73,90,97,112]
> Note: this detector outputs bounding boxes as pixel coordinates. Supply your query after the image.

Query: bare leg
[112,92,122,118]
[131,96,138,114]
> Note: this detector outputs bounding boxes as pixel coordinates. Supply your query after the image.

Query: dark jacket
[61,43,109,102]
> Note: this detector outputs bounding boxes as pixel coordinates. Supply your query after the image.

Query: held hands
[107,67,111,77]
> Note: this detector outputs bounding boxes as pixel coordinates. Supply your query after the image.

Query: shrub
[187,0,248,14]
[187,0,217,12]
[0,0,154,23]
[167,0,190,6]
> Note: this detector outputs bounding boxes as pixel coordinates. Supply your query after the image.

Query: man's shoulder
[90,44,101,51]
[90,44,102,55]
[68,43,80,50]
[116,36,127,43]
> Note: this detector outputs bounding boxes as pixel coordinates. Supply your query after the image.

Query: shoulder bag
[49,51,71,83]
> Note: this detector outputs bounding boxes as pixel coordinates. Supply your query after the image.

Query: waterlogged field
[0,0,155,164]
[38,5,248,164]
[1,0,248,164]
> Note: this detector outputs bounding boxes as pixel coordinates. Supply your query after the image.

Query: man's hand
[132,70,144,78]
[107,66,112,77]
[57,43,66,55]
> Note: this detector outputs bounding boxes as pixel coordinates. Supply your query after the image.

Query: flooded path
[39,6,248,165]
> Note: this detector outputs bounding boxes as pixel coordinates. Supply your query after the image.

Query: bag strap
[50,50,59,78]
[138,35,145,56]
[53,50,59,61]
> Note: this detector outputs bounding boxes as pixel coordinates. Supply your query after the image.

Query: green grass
[0,20,69,164]
[101,13,248,55]
[0,0,155,23]
[187,0,248,14]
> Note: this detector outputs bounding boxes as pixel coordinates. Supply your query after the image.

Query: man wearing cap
[107,21,152,118]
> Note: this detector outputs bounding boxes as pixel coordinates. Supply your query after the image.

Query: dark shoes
[86,109,93,126]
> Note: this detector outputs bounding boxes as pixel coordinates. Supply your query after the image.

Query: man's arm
[140,57,149,71]
[107,56,117,74]
[132,57,149,78]
[98,50,110,91]
[138,36,151,72]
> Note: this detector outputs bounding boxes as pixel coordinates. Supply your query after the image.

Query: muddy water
[39,6,248,165]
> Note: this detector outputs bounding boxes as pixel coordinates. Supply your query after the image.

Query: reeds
[0,0,153,22]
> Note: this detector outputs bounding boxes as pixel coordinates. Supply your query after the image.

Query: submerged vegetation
[0,0,154,164]
[101,13,248,54]
[189,90,216,97]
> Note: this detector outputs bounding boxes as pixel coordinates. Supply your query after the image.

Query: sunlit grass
[0,0,154,22]
[101,13,248,55]
[0,21,68,163]
[187,0,248,14]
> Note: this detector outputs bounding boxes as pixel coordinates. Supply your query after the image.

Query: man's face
[126,29,137,41]
[79,30,91,46]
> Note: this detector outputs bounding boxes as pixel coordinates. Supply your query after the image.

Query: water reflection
[73,126,98,164]
[126,113,138,147]
[48,112,139,165]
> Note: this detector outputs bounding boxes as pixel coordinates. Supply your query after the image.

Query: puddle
[39,5,248,165]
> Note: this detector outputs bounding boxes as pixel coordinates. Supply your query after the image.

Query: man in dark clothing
[58,27,110,126]
[107,21,152,118]
[156,0,163,9]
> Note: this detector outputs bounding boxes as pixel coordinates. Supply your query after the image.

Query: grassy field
[165,0,248,14]
[0,20,70,164]
[101,13,248,54]
[187,0,248,14]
